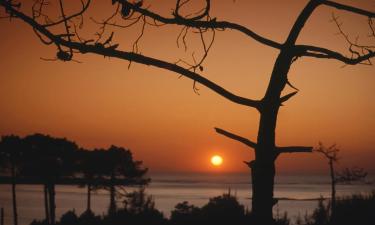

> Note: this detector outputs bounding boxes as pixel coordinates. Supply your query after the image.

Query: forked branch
[295,1,375,65]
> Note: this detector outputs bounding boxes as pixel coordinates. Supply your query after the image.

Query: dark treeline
[0,133,149,225]
[29,190,375,225]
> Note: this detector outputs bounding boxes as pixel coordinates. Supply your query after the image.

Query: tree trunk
[250,51,292,224]
[48,184,56,224]
[43,185,50,223]
[329,160,336,217]
[87,184,91,212]
[108,173,116,215]
[11,164,18,225]
[251,107,279,224]
[251,159,276,224]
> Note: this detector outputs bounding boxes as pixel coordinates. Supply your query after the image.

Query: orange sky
[0,0,374,174]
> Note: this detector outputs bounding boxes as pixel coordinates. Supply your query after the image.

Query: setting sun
[210,155,223,166]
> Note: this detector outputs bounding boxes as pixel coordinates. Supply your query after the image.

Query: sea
[0,173,374,225]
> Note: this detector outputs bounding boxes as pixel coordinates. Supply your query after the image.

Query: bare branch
[174,0,211,21]
[294,2,375,64]
[284,0,322,45]
[118,1,282,49]
[214,127,257,149]
[0,2,260,109]
[323,1,375,18]
[296,45,375,65]
[280,91,298,104]
[314,142,340,162]
[277,146,313,153]
[43,0,91,27]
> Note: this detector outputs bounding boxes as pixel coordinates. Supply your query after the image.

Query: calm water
[0,173,374,225]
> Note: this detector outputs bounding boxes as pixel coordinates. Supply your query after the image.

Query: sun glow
[210,155,223,166]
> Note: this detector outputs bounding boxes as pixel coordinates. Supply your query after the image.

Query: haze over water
[1,173,374,225]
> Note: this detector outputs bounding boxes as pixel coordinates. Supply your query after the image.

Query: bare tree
[315,142,340,216]
[315,142,369,219]
[0,0,374,223]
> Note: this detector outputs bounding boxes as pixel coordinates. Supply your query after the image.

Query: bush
[300,192,375,225]
[170,201,201,225]
[330,191,375,225]
[60,210,78,225]
[102,188,167,225]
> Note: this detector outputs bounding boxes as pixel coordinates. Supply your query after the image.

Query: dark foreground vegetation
[27,191,375,225]
[297,191,375,225]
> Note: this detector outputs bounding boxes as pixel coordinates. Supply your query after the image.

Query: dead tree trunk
[251,50,292,223]
[250,2,322,222]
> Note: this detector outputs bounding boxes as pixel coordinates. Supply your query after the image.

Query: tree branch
[296,45,375,65]
[43,0,92,27]
[119,1,282,49]
[280,91,298,104]
[284,0,322,46]
[214,128,257,149]
[293,2,375,64]
[277,146,313,153]
[323,1,375,18]
[0,1,260,109]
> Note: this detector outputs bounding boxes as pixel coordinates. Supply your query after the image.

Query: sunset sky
[0,0,374,174]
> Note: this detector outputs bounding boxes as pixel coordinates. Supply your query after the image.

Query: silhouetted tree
[315,142,339,216]
[99,146,148,214]
[21,134,78,224]
[1,1,374,223]
[76,149,106,213]
[0,135,25,225]
[315,142,369,220]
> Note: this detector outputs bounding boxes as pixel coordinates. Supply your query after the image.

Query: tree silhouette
[315,142,369,220]
[101,145,149,215]
[0,135,25,225]
[76,147,149,214]
[0,1,374,223]
[314,142,340,217]
[22,134,79,224]
[76,148,106,213]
